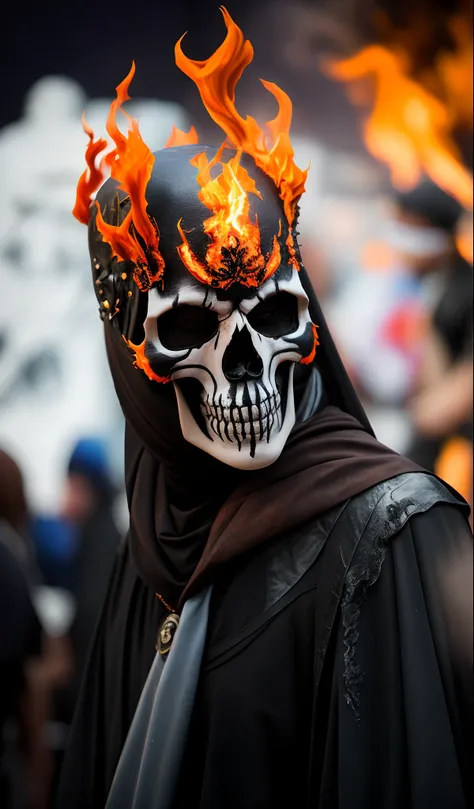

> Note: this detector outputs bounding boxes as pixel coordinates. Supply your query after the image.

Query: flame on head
[73,116,108,225]
[177,145,281,288]
[123,337,171,383]
[73,63,165,291]
[326,35,473,211]
[300,323,320,365]
[175,6,308,270]
[164,125,199,148]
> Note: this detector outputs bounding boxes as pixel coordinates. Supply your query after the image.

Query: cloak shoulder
[57,473,472,809]
[335,495,472,809]
[176,473,472,809]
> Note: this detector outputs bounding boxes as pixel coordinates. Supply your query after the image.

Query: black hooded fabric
[57,147,472,809]
[66,476,121,724]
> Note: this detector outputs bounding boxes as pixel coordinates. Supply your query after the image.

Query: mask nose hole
[223,326,264,382]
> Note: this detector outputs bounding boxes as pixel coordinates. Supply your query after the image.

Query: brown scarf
[106,322,421,609]
[180,405,421,602]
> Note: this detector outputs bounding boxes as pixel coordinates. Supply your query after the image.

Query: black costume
[57,9,472,809]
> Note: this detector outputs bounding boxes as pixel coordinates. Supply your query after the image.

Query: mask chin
[172,364,296,470]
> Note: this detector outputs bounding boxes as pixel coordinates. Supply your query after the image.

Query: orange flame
[165,125,199,148]
[98,63,164,290]
[74,63,165,291]
[177,146,281,288]
[456,212,473,264]
[73,115,108,225]
[326,44,473,211]
[435,435,473,504]
[124,337,170,383]
[300,323,319,365]
[175,6,307,269]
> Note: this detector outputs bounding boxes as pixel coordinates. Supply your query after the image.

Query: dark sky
[2,0,366,153]
[4,0,469,159]
[3,0,254,127]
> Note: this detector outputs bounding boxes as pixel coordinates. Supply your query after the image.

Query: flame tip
[175,6,306,250]
[76,7,307,299]
[329,28,473,210]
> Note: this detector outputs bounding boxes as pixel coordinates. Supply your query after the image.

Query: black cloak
[56,147,472,809]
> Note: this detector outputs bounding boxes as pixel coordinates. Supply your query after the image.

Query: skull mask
[144,264,315,470]
[88,145,317,470]
[75,10,318,471]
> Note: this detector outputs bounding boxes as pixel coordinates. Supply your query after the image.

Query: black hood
[90,143,373,461]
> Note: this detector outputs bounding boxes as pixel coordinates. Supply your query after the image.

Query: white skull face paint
[143,270,315,469]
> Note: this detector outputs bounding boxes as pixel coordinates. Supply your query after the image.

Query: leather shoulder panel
[205,473,468,666]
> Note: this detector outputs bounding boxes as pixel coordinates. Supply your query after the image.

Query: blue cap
[67,437,112,489]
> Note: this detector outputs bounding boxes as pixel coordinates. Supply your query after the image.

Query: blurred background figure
[328,175,473,494]
[327,238,425,455]
[387,179,473,503]
[0,448,72,809]
[60,437,121,716]
[24,437,122,803]
[25,438,122,802]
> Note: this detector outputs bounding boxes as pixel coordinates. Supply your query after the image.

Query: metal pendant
[157,613,180,656]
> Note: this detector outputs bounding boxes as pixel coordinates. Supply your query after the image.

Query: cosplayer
[57,9,472,809]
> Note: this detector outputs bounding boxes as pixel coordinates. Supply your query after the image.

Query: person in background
[0,448,65,809]
[326,243,426,455]
[61,438,121,709]
[387,178,473,503]
[25,439,120,800]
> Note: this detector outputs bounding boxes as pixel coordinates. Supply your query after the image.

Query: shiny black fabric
[57,491,472,809]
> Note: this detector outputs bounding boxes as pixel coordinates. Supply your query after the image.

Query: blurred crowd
[326,178,473,506]
[0,1,472,805]
[0,440,121,809]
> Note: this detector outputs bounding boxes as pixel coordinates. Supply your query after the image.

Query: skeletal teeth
[219,419,229,441]
[248,385,257,405]
[240,407,250,423]
[200,390,283,445]
[235,387,244,407]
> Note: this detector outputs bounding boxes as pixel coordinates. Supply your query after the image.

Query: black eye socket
[158,305,219,351]
[247,292,299,338]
